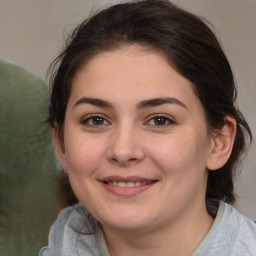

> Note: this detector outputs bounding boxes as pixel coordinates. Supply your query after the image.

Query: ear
[206,116,237,171]
[52,125,68,173]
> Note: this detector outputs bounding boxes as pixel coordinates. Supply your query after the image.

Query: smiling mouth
[103,180,155,188]
[100,177,158,196]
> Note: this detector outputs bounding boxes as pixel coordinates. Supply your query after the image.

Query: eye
[82,115,110,126]
[146,115,175,126]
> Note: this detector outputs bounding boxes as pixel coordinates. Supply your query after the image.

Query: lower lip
[101,182,156,197]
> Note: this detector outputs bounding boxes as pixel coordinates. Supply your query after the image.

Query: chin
[99,209,155,232]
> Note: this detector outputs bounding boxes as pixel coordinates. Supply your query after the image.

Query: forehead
[69,46,201,111]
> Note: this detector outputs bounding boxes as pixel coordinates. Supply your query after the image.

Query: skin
[54,46,236,255]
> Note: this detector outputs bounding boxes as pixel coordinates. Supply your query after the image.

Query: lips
[99,176,158,196]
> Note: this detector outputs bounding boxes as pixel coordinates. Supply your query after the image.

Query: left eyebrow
[137,97,188,109]
[72,97,112,109]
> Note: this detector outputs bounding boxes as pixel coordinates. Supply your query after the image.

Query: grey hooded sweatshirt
[40,201,256,256]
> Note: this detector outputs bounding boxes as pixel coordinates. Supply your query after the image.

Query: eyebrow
[137,97,188,109]
[73,97,187,110]
[73,97,112,109]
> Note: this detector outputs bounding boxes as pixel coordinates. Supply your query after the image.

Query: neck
[101,202,214,256]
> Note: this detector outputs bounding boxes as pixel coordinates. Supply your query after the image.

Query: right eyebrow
[72,97,112,109]
[137,97,188,110]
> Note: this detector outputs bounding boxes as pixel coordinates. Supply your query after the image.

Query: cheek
[63,132,106,176]
[149,130,210,179]
[150,132,210,208]
[63,134,107,206]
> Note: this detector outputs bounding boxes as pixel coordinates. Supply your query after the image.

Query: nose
[107,125,145,166]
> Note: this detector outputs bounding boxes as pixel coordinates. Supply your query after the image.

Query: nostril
[110,157,118,163]
[128,158,137,162]
[110,156,139,166]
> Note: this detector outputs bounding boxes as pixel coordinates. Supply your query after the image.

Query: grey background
[0,0,255,218]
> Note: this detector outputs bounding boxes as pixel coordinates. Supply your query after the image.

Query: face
[56,46,214,234]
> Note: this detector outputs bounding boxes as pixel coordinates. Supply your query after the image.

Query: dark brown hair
[48,0,252,206]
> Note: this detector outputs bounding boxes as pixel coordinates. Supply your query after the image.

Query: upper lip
[99,176,158,183]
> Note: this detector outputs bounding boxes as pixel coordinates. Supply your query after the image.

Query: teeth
[127,182,134,187]
[107,181,149,187]
[119,182,126,187]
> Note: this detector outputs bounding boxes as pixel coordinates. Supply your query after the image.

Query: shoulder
[199,201,256,256]
[39,204,100,256]
[223,202,256,255]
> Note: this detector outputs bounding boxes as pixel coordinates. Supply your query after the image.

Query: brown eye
[154,117,169,125]
[82,116,110,126]
[91,117,105,125]
[147,115,174,126]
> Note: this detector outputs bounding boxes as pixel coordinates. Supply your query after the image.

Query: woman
[40,0,256,255]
